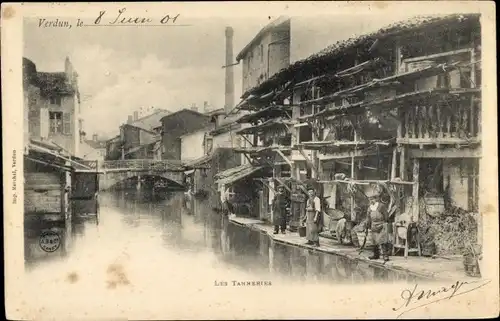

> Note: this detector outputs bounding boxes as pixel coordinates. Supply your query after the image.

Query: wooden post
[391,147,397,180]
[412,159,420,221]
[394,40,402,75]
[317,159,323,181]
[350,156,356,222]
[397,109,403,140]
[399,146,406,180]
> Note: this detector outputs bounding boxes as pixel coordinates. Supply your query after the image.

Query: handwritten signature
[94,8,180,25]
[393,279,492,318]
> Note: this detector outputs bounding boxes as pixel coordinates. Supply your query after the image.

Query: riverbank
[229,216,477,282]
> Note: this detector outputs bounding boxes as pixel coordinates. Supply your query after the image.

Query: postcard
[2,1,498,320]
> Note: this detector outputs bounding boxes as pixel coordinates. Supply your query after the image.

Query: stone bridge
[97,159,185,191]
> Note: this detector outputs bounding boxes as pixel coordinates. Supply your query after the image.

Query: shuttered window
[63,112,71,135]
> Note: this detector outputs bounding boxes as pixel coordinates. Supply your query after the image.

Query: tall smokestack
[127,115,133,124]
[224,26,235,115]
[133,111,139,121]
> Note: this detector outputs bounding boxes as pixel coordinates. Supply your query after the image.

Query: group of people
[221,183,393,261]
[271,185,323,247]
[271,184,393,261]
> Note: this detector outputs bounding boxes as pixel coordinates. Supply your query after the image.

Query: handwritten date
[94,8,179,25]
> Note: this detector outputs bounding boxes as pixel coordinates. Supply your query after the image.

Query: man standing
[272,185,289,234]
[366,189,392,262]
[303,186,322,247]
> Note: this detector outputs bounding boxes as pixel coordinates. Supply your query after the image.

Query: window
[49,96,62,106]
[49,112,63,134]
[205,136,213,154]
[260,44,264,63]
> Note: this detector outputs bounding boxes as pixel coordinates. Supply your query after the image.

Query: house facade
[159,109,211,160]
[180,126,214,161]
[236,17,291,95]
[23,57,82,156]
[109,109,170,160]
[81,134,107,161]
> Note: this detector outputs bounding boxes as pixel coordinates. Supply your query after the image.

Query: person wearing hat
[303,185,322,246]
[272,185,289,234]
[365,188,392,261]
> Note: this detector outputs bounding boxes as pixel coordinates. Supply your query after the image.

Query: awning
[183,153,213,169]
[236,105,292,124]
[215,164,266,186]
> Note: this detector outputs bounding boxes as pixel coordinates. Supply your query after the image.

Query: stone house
[23,57,82,156]
[159,109,211,160]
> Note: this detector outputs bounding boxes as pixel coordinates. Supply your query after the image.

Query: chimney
[127,115,133,124]
[190,103,198,112]
[204,101,209,113]
[224,26,235,115]
[92,134,98,142]
[133,111,139,121]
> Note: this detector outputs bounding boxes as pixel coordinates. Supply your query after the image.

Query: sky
[23,12,420,140]
[24,16,271,139]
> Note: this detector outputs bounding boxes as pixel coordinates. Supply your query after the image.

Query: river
[21,189,417,319]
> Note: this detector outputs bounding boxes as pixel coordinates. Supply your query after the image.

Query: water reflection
[24,189,424,285]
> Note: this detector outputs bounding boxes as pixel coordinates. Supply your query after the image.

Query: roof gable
[160,108,209,123]
[236,16,291,61]
[129,109,171,131]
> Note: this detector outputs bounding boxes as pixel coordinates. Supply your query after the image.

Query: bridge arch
[98,159,185,191]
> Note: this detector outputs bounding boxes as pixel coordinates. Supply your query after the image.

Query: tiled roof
[242,13,480,98]
[84,140,107,149]
[37,72,76,95]
[129,109,171,132]
[159,108,208,123]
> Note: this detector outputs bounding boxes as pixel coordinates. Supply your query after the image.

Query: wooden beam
[275,177,293,193]
[241,134,255,147]
[409,147,481,158]
[318,149,392,160]
[412,158,420,221]
[275,149,292,167]
[254,178,277,194]
[297,146,317,173]
[243,153,254,165]
[317,179,414,185]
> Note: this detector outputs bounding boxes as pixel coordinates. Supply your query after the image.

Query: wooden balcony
[398,94,481,147]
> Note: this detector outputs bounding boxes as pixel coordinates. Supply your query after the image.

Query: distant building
[105,135,122,161]
[80,134,107,161]
[23,57,82,156]
[180,125,215,161]
[159,109,211,160]
[236,17,291,95]
[117,109,170,160]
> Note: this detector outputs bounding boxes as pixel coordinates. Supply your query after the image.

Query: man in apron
[366,189,392,261]
[272,185,289,234]
[303,186,322,247]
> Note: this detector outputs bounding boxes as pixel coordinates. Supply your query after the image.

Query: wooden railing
[399,96,481,144]
[74,160,99,170]
[101,159,184,171]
